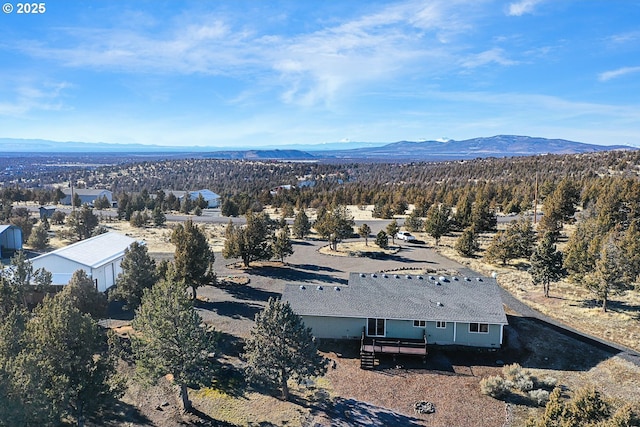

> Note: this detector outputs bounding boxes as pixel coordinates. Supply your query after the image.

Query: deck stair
[360,351,376,369]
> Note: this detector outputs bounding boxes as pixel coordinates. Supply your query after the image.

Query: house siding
[426,321,455,344]
[454,323,503,348]
[301,316,365,340]
[386,319,425,340]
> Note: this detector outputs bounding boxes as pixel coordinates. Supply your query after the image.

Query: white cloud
[460,48,518,68]
[598,66,640,82]
[507,0,544,16]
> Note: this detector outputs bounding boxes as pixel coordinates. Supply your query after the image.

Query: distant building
[270,184,294,195]
[30,232,139,292]
[165,189,220,208]
[60,189,113,207]
[39,206,56,220]
[0,224,23,258]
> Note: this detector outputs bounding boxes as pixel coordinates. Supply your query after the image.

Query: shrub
[529,389,551,406]
[538,376,558,389]
[480,375,509,398]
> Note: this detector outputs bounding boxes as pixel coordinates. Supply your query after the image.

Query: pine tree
[223,211,274,267]
[529,232,566,297]
[109,242,158,310]
[455,227,479,257]
[27,222,49,250]
[313,205,355,251]
[586,235,632,312]
[243,298,327,400]
[66,205,99,241]
[358,223,371,246]
[132,278,217,412]
[272,226,294,263]
[292,209,311,239]
[386,220,400,245]
[424,204,451,246]
[171,219,215,300]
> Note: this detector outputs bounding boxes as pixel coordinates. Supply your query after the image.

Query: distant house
[29,232,138,292]
[270,184,295,195]
[0,225,23,258]
[39,206,56,220]
[60,189,113,207]
[283,271,508,350]
[166,189,221,208]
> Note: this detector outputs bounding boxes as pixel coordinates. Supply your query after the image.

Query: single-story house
[39,206,57,220]
[0,224,23,257]
[166,189,220,208]
[29,232,139,292]
[60,189,113,206]
[282,271,508,349]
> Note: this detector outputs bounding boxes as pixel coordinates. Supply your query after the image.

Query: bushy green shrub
[528,389,550,406]
[480,375,509,398]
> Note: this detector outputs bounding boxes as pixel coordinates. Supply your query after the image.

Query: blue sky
[1,0,639,148]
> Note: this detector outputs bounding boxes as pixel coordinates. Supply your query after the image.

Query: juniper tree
[59,270,108,320]
[375,230,389,249]
[223,211,274,267]
[243,298,327,400]
[171,219,215,299]
[292,209,311,239]
[27,222,49,250]
[109,242,158,310]
[272,225,294,263]
[66,205,99,241]
[585,235,632,312]
[386,220,400,245]
[313,205,354,251]
[455,227,479,257]
[358,223,371,246]
[131,278,217,412]
[424,204,451,246]
[529,232,566,298]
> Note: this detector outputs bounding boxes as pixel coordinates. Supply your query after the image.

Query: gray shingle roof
[282,272,508,325]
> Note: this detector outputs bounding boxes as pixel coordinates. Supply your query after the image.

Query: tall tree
[404,209,424,232]
[358,223,371,246]
[292,209,311,239]
[109,242,158,310]
[59,270,108,320]
[66,205,99,241]
[586,235,633,312]
[386,219,400,245]
[223,211,274,267]
[529,232,566,298]
[272,226,294,263]
[0,251,51,313]
[485,218,536,265]
[243,298,327,401]
[471,195,497,233]
[27,222,49,250]
[132,278,217,412]
[424,204,451,246]
[313,205,355,251]
[171,219,215,300]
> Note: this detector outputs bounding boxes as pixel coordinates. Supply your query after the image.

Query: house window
[367,318,385,336]
[469,323,489,333]
[436,321,446,329]
[413,320,426,327]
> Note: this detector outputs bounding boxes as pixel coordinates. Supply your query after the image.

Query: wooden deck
[361,342,428,356]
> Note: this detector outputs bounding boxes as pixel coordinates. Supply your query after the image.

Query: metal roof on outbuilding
[283,271,508,325]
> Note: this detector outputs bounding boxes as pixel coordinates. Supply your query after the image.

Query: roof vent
[476,278,483,282]
[300,285,306,290]
[383,274,389,278]
[439,276,447,282]
[334,286,340,291]
[417,276,423,280]
[405,275,411,279]
[452,276,458,281]
[316,286,323,291]
[394,274,400,279]
[371,273,377,278]
[360,273,365,277]
[464,277,471,281]
[429,276,436,281]
[436,301,443,307]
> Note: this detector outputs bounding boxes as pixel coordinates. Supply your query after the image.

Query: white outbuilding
[30,232,139,292]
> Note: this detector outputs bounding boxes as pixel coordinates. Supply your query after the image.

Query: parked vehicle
[395,231,416,241]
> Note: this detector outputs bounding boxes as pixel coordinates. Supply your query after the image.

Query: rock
[414,401,436,414]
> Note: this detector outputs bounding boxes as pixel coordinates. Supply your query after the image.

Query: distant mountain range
[0,135,634,161]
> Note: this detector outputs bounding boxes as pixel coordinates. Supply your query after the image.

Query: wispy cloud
[0,80,70,116]
[460,48,518,68]
[507,0,544,16]
[598,66,640,82]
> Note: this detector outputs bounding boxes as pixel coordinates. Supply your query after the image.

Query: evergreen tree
[223,212,274,267]
[171,219,215,300]
[0,251,51,313]
[424,204,451,246]
[243,298,327,400]
[292,209,311,239]
[529,232,566,298]
[152,206,166,226]
[358,223,371,246]
[109,242,158,310]
[563,216,604,281]
[272,226,294,263]
[386,219,400,245]
[66,205,99,241]
[221,198,239,217]
[313,205,355,251]
[132,278,217,412]
[59,270,108,320]
[375,230,389,249]
[404,209,424,232]
[471,196,497,233]
[27,222,49,250]
[195,193,207,209]
[72,192,82,208]
[586,235,632,312]
[455,227,479,257]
